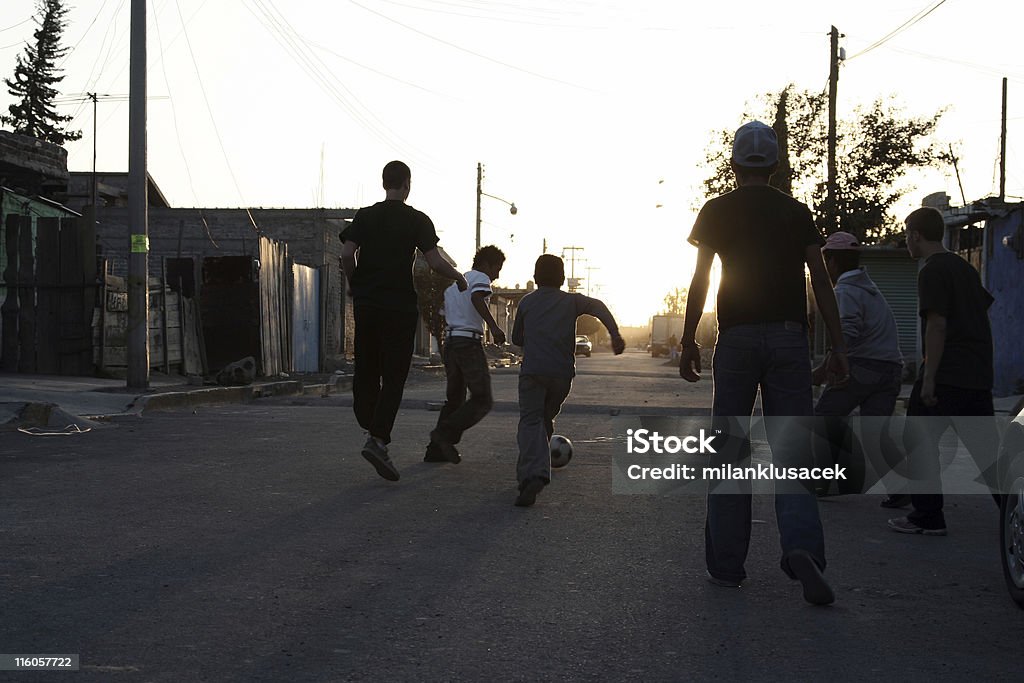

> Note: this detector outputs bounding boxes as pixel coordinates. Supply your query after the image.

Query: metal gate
[292,264,320,372]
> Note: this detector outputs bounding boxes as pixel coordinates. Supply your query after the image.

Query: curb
[137,376,352,415]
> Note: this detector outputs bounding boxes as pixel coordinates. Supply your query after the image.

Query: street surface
[2,349,1022,681]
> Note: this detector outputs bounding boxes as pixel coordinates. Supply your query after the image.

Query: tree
[413,257,454,357]
[701,85,947,242]
[1,0,81,145]
[662,287,687,315]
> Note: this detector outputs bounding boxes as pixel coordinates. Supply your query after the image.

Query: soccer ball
[550,435,573,469]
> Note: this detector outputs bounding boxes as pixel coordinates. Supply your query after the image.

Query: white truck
[649,314,685,357]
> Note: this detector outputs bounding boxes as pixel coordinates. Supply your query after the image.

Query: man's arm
[679,245,713,381]
[341,240,358,292]
[806,245,849,385]
[424,248,468,291]
[576,296,625,354]
[471,291,506,345]
[921,311,947,407]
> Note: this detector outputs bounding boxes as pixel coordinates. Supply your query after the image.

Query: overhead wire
[172,0,260,232]
[346,0,597,92]
[846,0,950,61]
[243,0,439,171]
[151,0,218,246]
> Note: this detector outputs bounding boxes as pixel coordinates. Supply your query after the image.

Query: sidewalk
[0,371,352,430]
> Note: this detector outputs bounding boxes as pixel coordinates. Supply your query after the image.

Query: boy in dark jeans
[510,254,625,507]
[887,206,1000,535]
[426,246,507,463]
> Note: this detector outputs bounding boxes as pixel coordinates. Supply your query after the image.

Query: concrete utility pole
[475,162,517,253]
[127,0,149,388]
[826,25,841,234]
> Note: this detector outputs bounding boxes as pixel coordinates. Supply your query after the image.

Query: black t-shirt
[341,200,440,312]
[688,186,823,330]
[918,251,994,390]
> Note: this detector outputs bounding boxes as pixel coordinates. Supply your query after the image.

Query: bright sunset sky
[2,0,1022,325]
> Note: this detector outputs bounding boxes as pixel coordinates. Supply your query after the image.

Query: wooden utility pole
[1000,77,1008,202]
[127,0,149,388]
[826,25,840,234]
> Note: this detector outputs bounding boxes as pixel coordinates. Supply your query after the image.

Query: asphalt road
[1,349,1022,681]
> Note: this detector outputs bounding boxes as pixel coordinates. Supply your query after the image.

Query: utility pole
[89,92,98,212]
[826,25,841,234]
[475,163,482,252]
[1000,77,1008,202]
[585,265,600,297]
[561,246,584,292]
[127,0,149,389]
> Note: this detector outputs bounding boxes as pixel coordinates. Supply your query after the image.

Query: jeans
[906,381,1000,529]
[814,358,902,493]
[433,338,494,444]
[706,322,825,583]
[352,306,419,444]
[516,374,572,487]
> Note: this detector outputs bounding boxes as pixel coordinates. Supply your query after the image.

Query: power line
[0,17,33,34]
[151,0,217,246]
[243,0,438,170]
[846,0,950,61]
[347,0,597,92]
[172,0,259,231]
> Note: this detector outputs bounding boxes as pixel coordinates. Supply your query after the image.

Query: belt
[447,329,483,340]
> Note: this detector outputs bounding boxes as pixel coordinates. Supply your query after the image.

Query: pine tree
[1,0,81,145]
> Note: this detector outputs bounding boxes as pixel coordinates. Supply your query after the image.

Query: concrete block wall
[94,207,356,367]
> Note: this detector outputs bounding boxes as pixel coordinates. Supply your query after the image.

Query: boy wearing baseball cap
[679,120,849,605]
[813,232,904,499]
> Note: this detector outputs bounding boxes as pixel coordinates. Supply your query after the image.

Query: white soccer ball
[550,435,573,469]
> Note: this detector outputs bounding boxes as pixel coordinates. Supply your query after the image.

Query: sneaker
[785,550,835,606]
[887,517,947,536]
[880,494,911,509]
[514,478,546,507]
[706,572,742,588]
[424,433,461,464]
[361,437,400,481]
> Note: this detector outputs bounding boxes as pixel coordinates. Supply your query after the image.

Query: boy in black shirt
[888,207,999,535]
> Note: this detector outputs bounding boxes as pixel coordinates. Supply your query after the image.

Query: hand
[455,275,468,292]
[611,334,625,355]
[920,376,938,407]
[825,350,850,388]
[679,344,701,382]
[811,363,827,386]
[492,329,507,345]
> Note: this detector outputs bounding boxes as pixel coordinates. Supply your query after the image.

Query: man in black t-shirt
[340,161,466,481]
[887,206,999,535]
[679,121,849,606]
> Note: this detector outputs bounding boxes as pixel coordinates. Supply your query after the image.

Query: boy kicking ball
[510,254,625,507]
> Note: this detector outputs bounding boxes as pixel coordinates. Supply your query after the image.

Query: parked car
[999,399,1024,609]
[575,335,592,357]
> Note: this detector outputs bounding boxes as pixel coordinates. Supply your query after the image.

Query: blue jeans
[706,322,825,583]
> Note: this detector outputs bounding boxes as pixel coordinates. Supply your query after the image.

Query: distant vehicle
[999,399,1024,608]
[649,314,685,357]
[575,335,592,357]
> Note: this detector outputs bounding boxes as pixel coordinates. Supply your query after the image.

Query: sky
[1,0,1023,326]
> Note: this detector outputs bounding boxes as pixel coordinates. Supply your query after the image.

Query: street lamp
[476,162,517,252]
